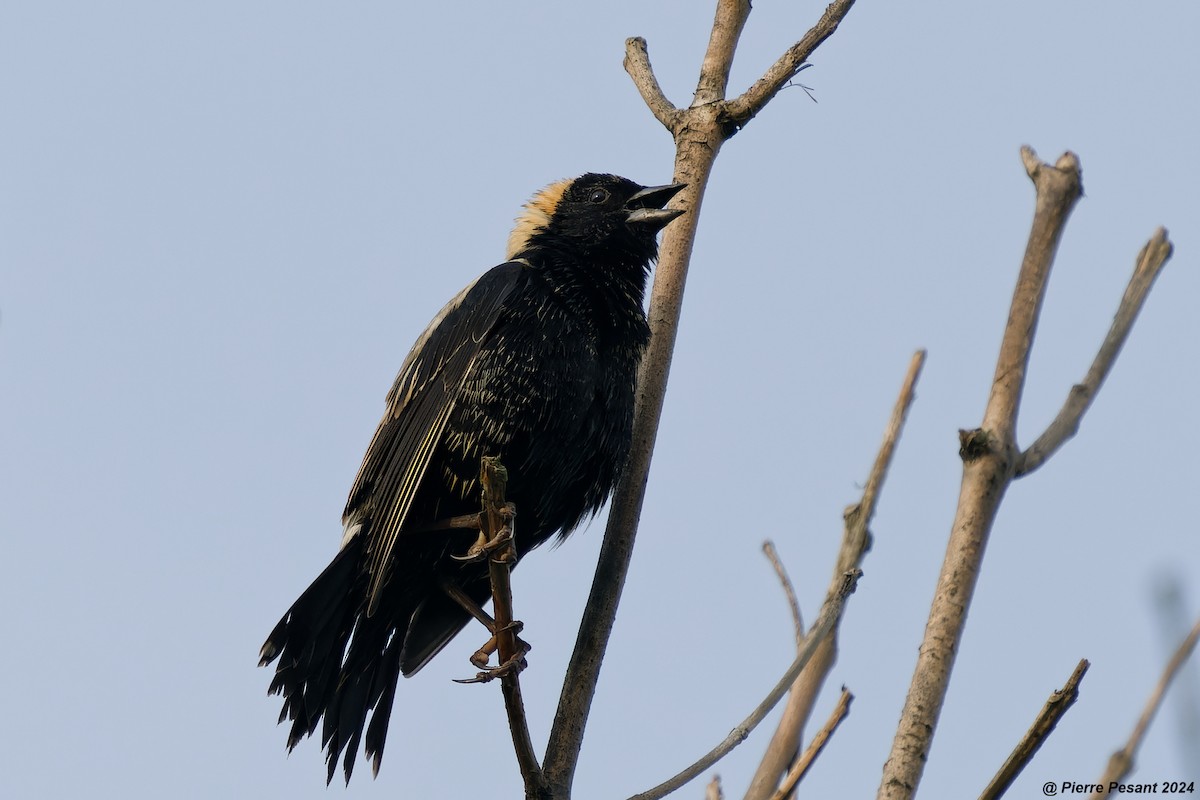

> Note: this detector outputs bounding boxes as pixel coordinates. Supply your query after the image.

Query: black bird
[260,173,685,782]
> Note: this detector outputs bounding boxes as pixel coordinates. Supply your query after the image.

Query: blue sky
[3,2,1198,798]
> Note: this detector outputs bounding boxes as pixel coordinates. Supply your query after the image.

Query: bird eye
[587,188,610,204]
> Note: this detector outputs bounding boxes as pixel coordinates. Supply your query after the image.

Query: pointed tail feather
[260,536,365,755]
[261,532,424,782]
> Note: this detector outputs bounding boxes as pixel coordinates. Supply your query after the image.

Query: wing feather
[343,262,528,615]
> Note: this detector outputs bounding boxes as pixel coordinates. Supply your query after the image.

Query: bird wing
[343,261,528,615]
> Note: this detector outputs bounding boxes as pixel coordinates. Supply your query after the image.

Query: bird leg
[410,486,516,563]
[440,578,530,683]
[408,511,499,564]
[412,512,483,534]
[438,579,496,629]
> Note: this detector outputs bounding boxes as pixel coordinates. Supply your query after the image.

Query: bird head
[505,173,685,263]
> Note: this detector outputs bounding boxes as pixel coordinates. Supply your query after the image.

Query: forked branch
[745,350,925,800]
[627,570,863,800]
[877,149,1174,800]
[627,350,922,800]
[543,1,863,794]
[725,0,858,129]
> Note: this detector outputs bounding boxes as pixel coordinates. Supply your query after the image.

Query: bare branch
[856,349,927,534]
[769,689,854,800]
[979,659,1090,800]
[706,775,724,800]
[749,541,808,800]
[624,37,680,131]
[542,154,715,794]
[544,3,864,792]
[1016,228,1174,475]
[746,351,925,800]
[1089,616,1200,798]
[985,147,1084,446]
[627,571,862,800]
[694,0,751,106]
[1152,574,1200,767]
[480,458,548,797]
[763,540,804,644]
[879,149,1085,800]
[725,0,858,130]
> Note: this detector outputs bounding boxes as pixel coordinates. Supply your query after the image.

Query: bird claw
[452,622,529,683]
[450,515,516,563]
[452,652,529,684]
[449,533,490,562]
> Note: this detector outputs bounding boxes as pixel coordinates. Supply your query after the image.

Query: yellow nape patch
[505,178,571,259]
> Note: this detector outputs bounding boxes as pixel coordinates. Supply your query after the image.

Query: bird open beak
[625,183,686,231]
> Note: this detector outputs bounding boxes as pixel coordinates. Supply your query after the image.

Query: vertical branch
[480,457,549,799]
[983,149,1084,443]
[878,149,1083,800]
[543,126,725,795]
[694,0,751,105]
[481,458,519,669]
[879,147,1174,799]
[543,1,863,794]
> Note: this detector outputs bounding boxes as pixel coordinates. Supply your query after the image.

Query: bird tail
[259,534,408,782]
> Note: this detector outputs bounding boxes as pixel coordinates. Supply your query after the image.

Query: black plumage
[259,173,684,782]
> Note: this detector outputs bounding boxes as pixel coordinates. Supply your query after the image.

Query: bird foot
[453,652,529,684]
[452,621,530,683]
[450,503,517,563]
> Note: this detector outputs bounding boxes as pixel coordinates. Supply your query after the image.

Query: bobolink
[260,173,685,782]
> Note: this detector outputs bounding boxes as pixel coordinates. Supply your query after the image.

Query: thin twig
[725,0,858,130]
[706,775,724,800]
[856,349,927,528]
[751,541,806,800]
[626,570,862,800]
[746,351,925,800]
[749,541,807,800]
[1089,616,1200,799]
[769,689,854,800]
[763,541,804,643]
[479,458,548,798]
[1152,575,1200,767]
[1016,227,1174,475]
[979,659,1090,800]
